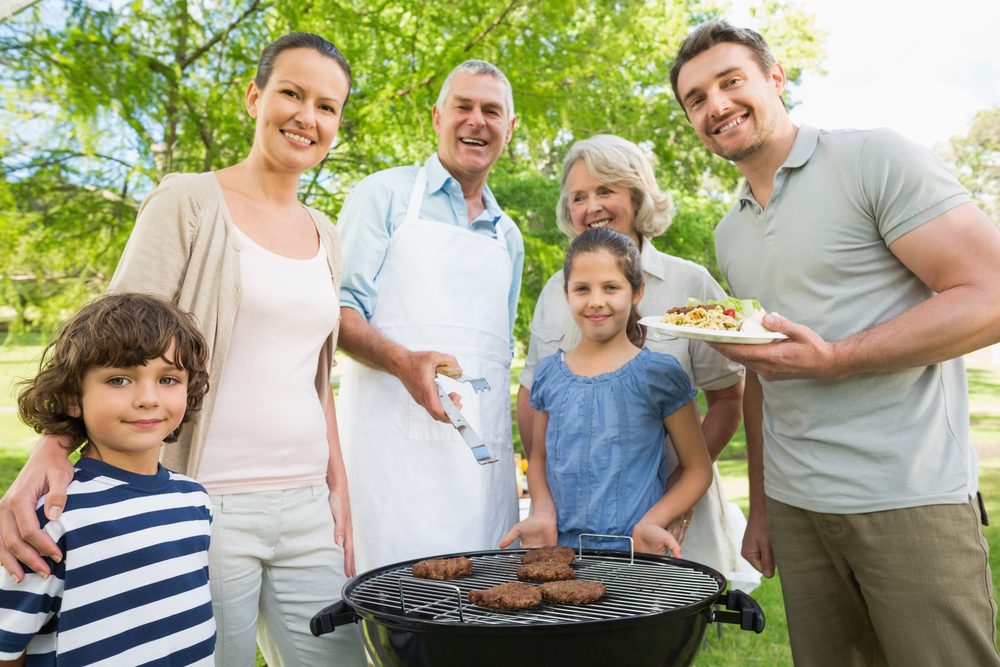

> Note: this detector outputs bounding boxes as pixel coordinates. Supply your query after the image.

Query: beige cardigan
[109,172,341,479]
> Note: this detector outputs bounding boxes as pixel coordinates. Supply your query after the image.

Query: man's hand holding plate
[709,314,841,382]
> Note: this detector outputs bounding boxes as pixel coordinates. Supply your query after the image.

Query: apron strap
[405,167,427,226]
[405,165,509,258]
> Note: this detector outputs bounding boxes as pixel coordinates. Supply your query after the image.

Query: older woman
[517,134,744,574]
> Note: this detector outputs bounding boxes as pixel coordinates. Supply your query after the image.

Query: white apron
[338,168,519,572]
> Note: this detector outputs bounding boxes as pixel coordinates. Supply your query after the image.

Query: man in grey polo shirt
[671,19,1000,667]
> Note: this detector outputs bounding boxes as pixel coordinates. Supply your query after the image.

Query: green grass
[0,335,46,461]
[969,366,1000,408]
[0,345,44,408]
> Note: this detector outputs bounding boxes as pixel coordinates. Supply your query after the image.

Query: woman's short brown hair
[17,293,210,453]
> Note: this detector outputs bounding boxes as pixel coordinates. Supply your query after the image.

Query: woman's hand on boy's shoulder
[498,514,557,550]
[632,522,682,559]
[0,434,75,581]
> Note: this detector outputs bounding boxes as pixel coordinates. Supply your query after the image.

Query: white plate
[639,316,789,345]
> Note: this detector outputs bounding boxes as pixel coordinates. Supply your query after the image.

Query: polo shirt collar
[738,124,819,209]
[784,124,819,169]
[639,236,665,281]
[424,153,452,195]
[426,152,503,223]
[480,182,503,222]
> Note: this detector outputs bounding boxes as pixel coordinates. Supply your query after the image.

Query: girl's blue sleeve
[528,354,558,413]
[646,352,698,418]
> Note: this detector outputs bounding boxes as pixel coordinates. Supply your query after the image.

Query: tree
[944,107,1000,226]
[1,0,828,346]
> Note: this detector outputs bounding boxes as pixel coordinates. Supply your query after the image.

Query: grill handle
[310,600,358,637]
[710,589,766,634]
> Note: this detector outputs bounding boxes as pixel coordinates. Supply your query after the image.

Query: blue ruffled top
[530,347,697,551]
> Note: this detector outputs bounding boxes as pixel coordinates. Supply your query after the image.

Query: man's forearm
[337,306,459,423]
[337,306,408,377]
[830,283,1000,378]
[700,381,744,462]
[830,203,1000,377]
[714,205,1000,383]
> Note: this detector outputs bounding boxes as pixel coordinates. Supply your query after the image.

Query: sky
[727,0,1000,151]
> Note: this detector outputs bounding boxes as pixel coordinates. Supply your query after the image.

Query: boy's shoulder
[66,459,207,493]
[49,459,212,525]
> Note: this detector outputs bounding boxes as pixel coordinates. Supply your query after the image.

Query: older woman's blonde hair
[556,134,675,240]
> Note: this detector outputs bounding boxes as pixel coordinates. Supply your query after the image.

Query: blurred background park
[2,0,1000,664]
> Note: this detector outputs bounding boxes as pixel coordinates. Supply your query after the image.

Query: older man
[670,19,1000,667]
[335,60,524,572]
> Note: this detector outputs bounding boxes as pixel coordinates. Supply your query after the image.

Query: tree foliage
[1,0,828,346]
[944,106,1000,226]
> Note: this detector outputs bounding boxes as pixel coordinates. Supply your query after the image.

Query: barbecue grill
[311,546,765,667]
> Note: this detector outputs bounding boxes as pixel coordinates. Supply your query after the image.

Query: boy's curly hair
[17,293,210,453]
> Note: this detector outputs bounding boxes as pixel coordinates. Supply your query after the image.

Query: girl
[1,33,366,666]
[500,228,713,556]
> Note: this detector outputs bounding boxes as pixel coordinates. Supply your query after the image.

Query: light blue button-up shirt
[337,153,524,356]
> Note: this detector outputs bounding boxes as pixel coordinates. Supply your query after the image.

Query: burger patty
[468,582,542,610]
[410,556,473,580]
[666,305,721,315]
[521,546,576,565]
[539,580,607,604]
[517,562,575,582]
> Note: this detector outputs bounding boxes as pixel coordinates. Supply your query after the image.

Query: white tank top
[198,224,338,495]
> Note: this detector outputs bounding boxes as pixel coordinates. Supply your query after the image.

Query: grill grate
[347,551,722,626]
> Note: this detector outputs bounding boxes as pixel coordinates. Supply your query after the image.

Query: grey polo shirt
[716,125,976,513]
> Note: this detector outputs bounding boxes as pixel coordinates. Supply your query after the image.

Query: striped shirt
[0,458,215,666]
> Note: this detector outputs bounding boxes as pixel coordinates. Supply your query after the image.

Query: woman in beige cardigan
[0,33,367,667]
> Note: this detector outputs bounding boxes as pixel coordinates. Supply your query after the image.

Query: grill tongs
[435,366,497,466]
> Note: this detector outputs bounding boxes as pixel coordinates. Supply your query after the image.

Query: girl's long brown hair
[563,228,646,348]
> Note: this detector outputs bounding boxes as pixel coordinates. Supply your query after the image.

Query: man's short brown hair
[17,293,210,453]
[669,19,781,114]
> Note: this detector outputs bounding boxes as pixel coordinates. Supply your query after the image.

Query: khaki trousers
[767,495,1000,667]
[209,485,366,667]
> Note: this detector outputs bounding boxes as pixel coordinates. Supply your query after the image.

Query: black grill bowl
[311,548,765,667]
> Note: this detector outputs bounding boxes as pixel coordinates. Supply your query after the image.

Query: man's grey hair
[435,60,515,119]
[556,134,675,240]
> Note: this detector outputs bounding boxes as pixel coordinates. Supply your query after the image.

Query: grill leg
[704,603,723,648]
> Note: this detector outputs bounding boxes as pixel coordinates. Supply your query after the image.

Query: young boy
[1,293,215,666]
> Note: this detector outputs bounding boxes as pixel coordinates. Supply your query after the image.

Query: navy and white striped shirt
[0,458,215,666]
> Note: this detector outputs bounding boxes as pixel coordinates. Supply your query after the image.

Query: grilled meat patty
[521,546,576,565]
[410,556,473,580]
[666,305,722,315]
[539,580,607,604]
[468,582,542,610]
[517,562,575,582]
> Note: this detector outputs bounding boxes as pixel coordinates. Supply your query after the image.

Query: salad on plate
[660,298,779,334]
[639,298,788,345]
